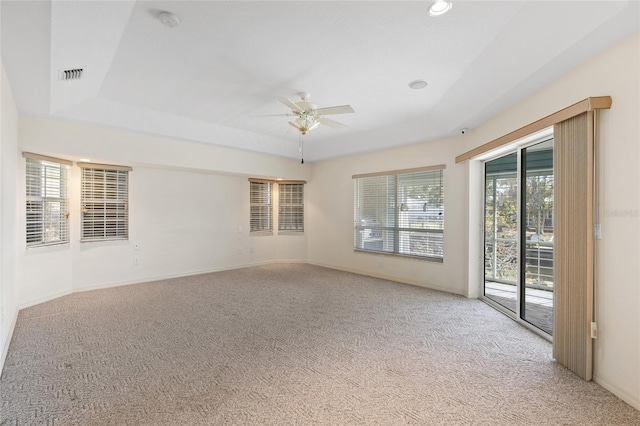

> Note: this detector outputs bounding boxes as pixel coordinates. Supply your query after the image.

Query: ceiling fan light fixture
[409,79,429,90]
[429,1,453,17]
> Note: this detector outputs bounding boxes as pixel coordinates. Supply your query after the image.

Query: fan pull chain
[299,133,304,164]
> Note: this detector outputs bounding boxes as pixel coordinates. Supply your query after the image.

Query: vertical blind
[81,166,129,241]
[278,183,304,232]
[25,156,70,246]
[553,112,594,381]
[250,180,272,232]
[353,166,445,261]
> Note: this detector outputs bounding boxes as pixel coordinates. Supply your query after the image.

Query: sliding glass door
[483,138,554,336]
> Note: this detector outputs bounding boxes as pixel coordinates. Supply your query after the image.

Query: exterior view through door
[483,138,554,337]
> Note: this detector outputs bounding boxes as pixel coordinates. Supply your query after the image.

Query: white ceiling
[2,1,639,162]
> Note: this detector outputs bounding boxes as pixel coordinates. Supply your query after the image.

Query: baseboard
[0,308,19,375]
[308,261,465,297]
[19,288,74,310]
[594,372,640,411]
[71,262,276,295]
[17,259,301,309]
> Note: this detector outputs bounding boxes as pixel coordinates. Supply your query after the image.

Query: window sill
[354,249,444,264]
[278,231,305,235]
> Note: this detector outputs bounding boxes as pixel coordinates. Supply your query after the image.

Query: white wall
[1,62,19,368]
[16,117,310,307]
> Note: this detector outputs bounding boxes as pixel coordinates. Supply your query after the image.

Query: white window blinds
[353,166,445,261]
[24,155,70,247]
[279,183,304,232]
[250,180,272,232]
[80,165,130,241]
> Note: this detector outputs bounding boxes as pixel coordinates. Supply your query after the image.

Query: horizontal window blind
[81,167,129,241]
[25,157,69,247]
[354,167,444,261]
[250,181,272,232]
[279,183,304,232]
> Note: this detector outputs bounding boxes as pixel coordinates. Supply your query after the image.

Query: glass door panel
[483,137,554,337]
[484,153,518,313]
[521,140,554,335]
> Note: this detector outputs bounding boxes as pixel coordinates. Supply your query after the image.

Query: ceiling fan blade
[319,117,349,130]
[279,97,303,113]
[249,113,295,117]
[314,105,355,115]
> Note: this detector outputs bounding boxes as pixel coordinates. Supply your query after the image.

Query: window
[278,182,304,232]
[353,166,445,261]
[24,153,71,247]
[250,180,272,232]
[80,163,131,241]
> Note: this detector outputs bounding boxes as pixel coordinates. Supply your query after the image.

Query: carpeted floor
[1,264,638,425]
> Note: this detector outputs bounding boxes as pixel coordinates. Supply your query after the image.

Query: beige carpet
[1,263,638,425]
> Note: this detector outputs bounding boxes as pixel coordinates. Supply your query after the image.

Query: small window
[353,166,445,261]
[80,163,131,241]
[24,154,71,247]
[279,182,304,232]
[250,180,272,233]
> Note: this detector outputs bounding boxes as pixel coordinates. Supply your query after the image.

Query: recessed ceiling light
[429,1,453,17]
[158,11,180,28]
[409,79,429,90]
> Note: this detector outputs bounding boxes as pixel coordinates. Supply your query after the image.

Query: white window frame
[79,162,131,242]
[250,180,273,233]
[353,165,445,262]
[278,182,305,233]
[23,153,71,247]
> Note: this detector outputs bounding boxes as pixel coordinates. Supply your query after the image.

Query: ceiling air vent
[59,68,83,81]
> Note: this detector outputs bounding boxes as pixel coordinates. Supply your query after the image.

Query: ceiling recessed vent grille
[59,68,83,81]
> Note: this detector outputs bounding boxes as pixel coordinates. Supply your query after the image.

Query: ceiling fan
[255,92,355,135]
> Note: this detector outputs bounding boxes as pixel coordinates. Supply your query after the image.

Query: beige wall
[308,136,467,295]
[308,30,640,408]
[463,30,639,408]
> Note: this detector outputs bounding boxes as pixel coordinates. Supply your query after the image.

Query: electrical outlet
[590,322,598,339]
[134,257,140,265]
[250,246,254,254]
[594,224,602,240]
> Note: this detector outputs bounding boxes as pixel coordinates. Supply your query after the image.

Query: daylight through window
[278,182,304,232]
[250,180,273,232]
[353,166,445,261]
[80,163,130,241]
[24,154,71,247]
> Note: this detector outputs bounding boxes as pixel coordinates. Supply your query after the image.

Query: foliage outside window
[278,183,304,232]
[80,165,130,241]
[250,180,273,232]
[353,166,445,261]
[25,156,70,247]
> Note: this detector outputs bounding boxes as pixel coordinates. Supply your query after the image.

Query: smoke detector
[158,11,180,28]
